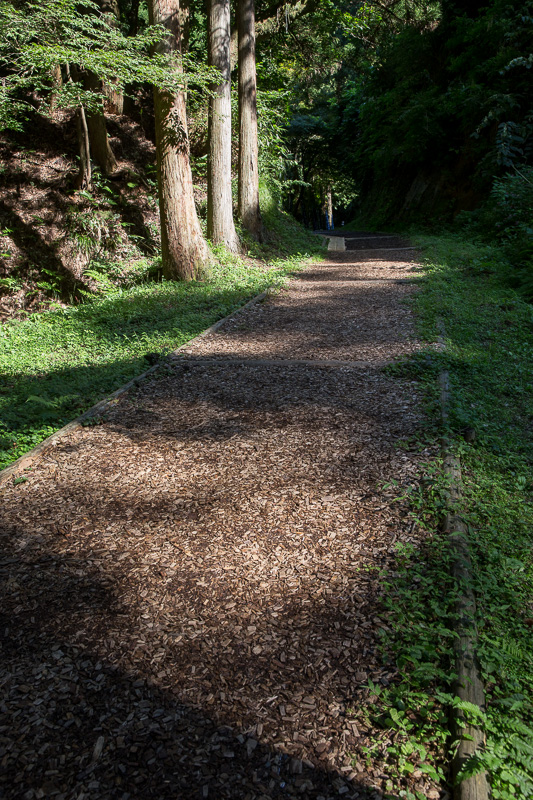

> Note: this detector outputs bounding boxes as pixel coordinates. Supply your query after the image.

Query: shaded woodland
[1,0,531,314]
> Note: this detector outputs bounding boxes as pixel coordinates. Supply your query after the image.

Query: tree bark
[326,185,333,230]
[207,0,240,252]
[180,0,190,53]
[66,65,92,189]
[103,82,124,115]
[82,71,118,175]
[49,64,62,112]
[237,0,262,239]
[75,105,92,190]
[149,0,211,281]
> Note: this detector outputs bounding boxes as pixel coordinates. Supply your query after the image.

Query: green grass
[0,203,323,470]
[362,233,533,799]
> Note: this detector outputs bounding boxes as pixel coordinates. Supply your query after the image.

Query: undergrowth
[0,198,323,470]
[364,233,533,799]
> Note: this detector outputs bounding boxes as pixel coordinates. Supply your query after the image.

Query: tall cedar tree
[237,0,262,239]
[207,0,240,252]
[148,0,211,280]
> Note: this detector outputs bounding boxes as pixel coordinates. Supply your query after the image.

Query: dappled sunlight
[179,271,420,365]
[1,352,425,799]
[0,244,442,798]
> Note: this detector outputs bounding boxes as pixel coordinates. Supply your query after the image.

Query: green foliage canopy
[0,0,213,130]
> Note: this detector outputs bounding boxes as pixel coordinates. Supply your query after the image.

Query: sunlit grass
[0,204,324,470]
[371,232,533,799]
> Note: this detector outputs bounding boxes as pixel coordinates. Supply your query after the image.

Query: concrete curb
[327,236,346,252]
[439,370,490,800]
[0,288,270,487]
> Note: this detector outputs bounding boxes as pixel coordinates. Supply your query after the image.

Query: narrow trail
[0,237,436,799]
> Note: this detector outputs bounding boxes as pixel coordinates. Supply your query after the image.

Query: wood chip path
[0,243,438,800]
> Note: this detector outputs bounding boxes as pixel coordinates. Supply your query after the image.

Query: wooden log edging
[439,370,490,800]
[0,288,270,487]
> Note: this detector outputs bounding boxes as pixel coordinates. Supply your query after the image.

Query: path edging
[439,369,490,800]
[0,288,270,487]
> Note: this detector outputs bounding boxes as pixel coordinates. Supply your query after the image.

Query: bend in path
[0,243,437,799]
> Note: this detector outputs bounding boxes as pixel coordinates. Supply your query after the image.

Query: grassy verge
[361,233,533,799]
[0,202,323,470]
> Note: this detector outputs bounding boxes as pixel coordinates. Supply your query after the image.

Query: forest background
[2,0,531,464]
[1,0,532,306]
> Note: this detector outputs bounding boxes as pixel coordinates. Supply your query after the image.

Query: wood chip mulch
[0,250,440,799]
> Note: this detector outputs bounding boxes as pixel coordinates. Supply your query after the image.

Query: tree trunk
[104,82,124,115]
[180,0,190,53]
[66,65,92,190]
[49,64,62,111]
[98,0,124,114]
[237,0,262,239]
[75,105,92,190]
[149,0,211,281]
[326,185,333,230]
[128,0,140,35]
[82,71,118,175]
[207,0,240,252]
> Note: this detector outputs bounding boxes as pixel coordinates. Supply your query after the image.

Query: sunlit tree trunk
[149,0,211,280]
[75,105,92,189]
[237,0,262,239]
[103,82,124,115]
[66,65,92,189]
[207,0,240,252]
[49,64,62,111]
[327,185,333,230]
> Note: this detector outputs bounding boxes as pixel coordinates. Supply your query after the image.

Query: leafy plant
[0,277,22,292]
[0,0,214,131]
